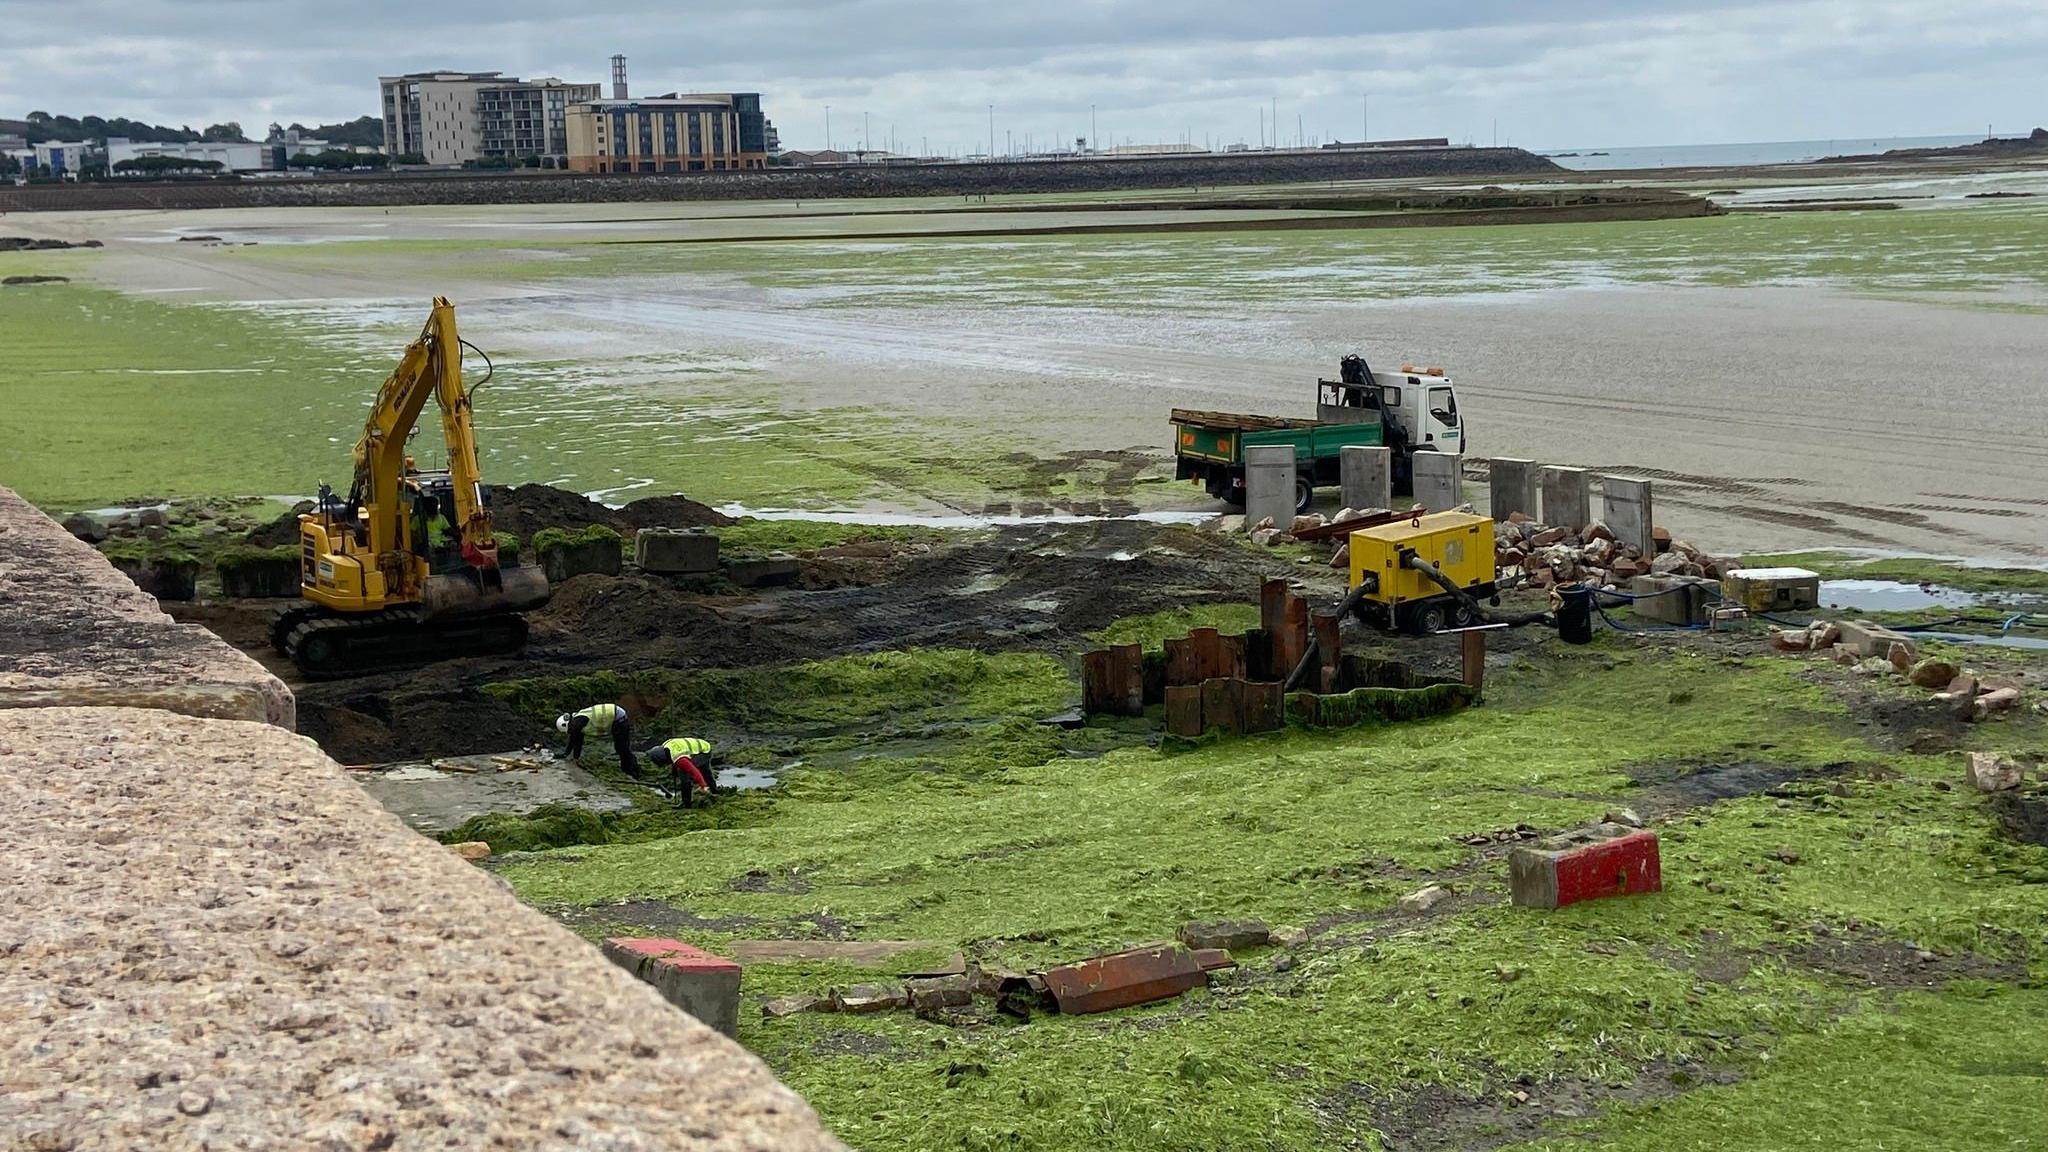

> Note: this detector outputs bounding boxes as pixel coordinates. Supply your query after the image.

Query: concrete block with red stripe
[1508,823,1661,910]
[602,937,742,1036]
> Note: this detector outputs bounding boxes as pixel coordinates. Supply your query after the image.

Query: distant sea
[1542,135,1983,170]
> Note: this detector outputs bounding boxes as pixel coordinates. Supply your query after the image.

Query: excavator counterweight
[275,297,550,677]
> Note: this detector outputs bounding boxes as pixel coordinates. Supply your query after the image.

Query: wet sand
[12,201,2046,561]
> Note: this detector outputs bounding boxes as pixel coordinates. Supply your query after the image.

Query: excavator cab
[275,298,549,677]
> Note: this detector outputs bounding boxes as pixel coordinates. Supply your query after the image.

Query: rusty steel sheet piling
[1041,944,1209,1015]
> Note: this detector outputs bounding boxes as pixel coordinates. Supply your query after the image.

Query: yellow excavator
[272,297,550,676]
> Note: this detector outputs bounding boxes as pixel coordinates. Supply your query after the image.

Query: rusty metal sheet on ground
[1041,944,1207,1014]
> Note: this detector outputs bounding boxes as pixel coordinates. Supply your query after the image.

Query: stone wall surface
[0,488,293,728]
[0,488,844,1151]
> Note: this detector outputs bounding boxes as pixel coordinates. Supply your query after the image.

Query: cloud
[1,0,2041,147]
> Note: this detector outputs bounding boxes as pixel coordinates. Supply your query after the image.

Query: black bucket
[1556,584,1595,644]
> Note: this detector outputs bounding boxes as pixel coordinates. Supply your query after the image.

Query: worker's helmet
[555,713,571,733]
[647,745,673,766]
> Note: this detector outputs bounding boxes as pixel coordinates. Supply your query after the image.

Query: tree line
[14,112,383,147]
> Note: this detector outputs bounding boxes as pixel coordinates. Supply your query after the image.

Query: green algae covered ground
[472,630,2048,1152]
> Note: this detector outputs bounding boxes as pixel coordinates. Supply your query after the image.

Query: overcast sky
[3,1,2042,152]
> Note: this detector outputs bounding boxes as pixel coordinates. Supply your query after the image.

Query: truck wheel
[1293,477,1314,514]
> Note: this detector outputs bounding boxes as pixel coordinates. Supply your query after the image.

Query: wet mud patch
[1327,1059,1738,1152]
[549,898,765,937]
[808,1030,909,1060]
[1786,923,2028,989]
[546,898,856,941]
[729,866,816,895]
[1991,789,2048,847]
[1621,759,1822,813]
[1812,669,1976,753]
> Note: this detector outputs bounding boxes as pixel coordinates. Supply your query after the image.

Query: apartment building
[380,71,599,165]
[563,93,770,173]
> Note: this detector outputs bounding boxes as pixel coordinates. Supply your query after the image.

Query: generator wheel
[1409,600,1450,636]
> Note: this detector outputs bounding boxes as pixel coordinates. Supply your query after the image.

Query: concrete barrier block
[1244,444,1297,529]
[1538,466,1591,532]
[726,554,802,587]
[1340,445,1392,513]
[1411,451,1462,512]
[1509,824,1661,910]
[1599,475,1654,558]
[1628,575,1718,626]
[535,526,623,584]
[1488,457,1536,521]
[602,937,743,1037]
[636,527,721,574]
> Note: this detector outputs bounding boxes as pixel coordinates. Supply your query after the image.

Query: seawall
[0,146,1560,212]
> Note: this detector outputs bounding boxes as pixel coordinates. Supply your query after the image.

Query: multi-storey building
[380,71,598,165]
[477,79,601,162]
[563,93,770,173]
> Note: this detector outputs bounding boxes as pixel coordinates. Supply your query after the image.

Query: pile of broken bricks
[1497,516,1724,592]
[1772,619,2030,721]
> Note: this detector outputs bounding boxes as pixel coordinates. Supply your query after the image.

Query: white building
[106,138,265,173]
[31,140,100,177]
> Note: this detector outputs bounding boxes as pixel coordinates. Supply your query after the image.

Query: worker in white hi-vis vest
[556,702,637,777]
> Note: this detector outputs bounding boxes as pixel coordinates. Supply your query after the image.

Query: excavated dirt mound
[531,574,811,668]
[486,484,730,539]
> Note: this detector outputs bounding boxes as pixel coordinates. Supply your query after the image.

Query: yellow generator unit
[1348,510,1498,634]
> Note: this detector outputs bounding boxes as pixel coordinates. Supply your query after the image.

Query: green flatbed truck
[1172,355,1465,513]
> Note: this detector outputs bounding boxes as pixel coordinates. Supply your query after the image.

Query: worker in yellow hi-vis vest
[645,736,716,806]
[556,703,638,777]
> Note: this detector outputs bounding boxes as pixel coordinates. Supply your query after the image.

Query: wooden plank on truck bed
[1169,408,1315,432]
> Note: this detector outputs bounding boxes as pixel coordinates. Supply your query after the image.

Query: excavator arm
[351,296,499,569]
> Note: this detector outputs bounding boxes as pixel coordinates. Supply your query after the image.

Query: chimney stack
[611,54,628,100]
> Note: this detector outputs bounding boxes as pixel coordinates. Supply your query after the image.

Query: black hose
[1403,552,1549,627]
[459,338,494,400]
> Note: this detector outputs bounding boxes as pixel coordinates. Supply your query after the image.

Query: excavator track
[276,605,528,679]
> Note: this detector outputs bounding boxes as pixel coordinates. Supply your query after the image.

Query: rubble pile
[1771,619,2030,721]
[1495,514,1726,591]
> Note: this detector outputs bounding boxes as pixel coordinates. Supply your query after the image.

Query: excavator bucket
[420,564,551,621]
